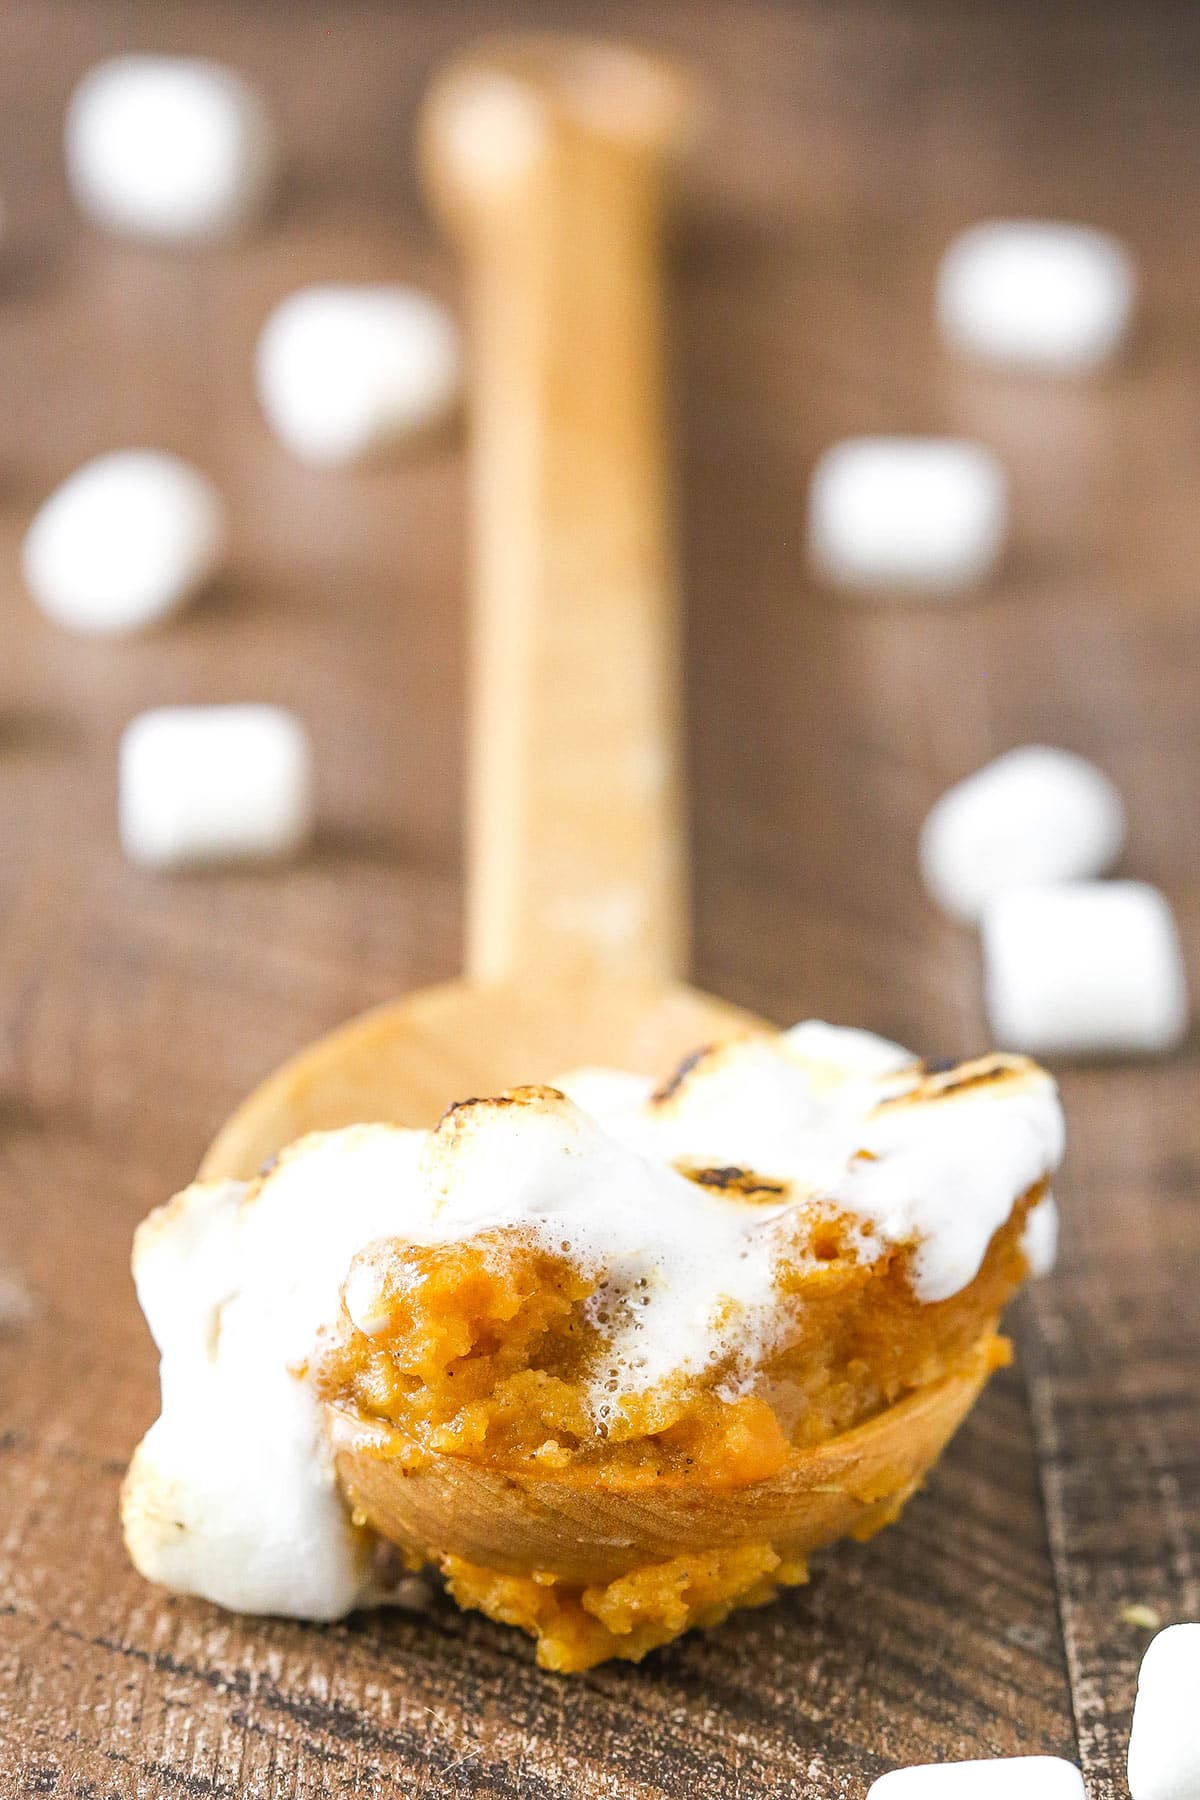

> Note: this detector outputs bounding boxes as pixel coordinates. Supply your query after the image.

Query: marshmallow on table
[983,881,1190,1058]
[920,745,1127,922]
[66,56,276,243]
[256,285,461,466]
[23,450,225,636]
[938,220,1136,373]
[1129,1625,1200,1800]
[120,706,314,869]
[868,1759,1085,1800]
[808,437,1008,596]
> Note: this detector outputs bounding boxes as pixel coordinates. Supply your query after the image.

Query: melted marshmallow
[1019,1191,1059,1279]
[563,1028,1062,1302]
[125,1139,425,1617]
[125,1022,1064,1619]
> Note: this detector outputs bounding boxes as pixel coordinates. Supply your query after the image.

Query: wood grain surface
[1,2,1197,1796]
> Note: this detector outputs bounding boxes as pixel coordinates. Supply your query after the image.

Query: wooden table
[2,2,1197,1794]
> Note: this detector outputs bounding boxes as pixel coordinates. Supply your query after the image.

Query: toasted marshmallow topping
[125,1022,1063,1618]
[560,1028,1062,1303]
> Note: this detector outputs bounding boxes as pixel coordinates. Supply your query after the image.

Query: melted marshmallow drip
[127,1021,1064,1619]
[1019,1191,1059,1278]
[126,1132,427,1617]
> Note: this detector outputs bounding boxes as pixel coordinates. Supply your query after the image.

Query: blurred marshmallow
[869,1760,1085,1800]
[920,745,1127,922]
[1128,1625,1200,1800]
[256,285,461,466]
[983,881,1189,1058]
[120,706,314,869]
[23,450,225,635]
[66,56,276,243]
[938,221,1136,373]
[809,437,1007,595]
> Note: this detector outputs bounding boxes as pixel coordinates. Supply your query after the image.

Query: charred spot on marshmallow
[679,1165,788,1201]
[651,1043,718,1104]
[875,1053,1035,1111]
[438,1085,566,1131]
[650,1034,782,1109]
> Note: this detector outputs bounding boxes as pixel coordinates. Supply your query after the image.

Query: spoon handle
[422,38,700,991]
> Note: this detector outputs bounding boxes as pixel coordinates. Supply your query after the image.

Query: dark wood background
[1,2,1197,1794]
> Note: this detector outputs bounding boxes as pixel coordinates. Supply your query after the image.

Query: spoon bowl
[200,977,757,1178]
[326,1343,994,1589]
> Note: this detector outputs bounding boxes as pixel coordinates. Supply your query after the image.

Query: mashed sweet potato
[314,1182,1041,1669]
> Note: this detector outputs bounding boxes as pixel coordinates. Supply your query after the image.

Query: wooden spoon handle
[421,38,700,990]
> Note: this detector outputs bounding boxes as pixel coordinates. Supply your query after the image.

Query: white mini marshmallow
[23,450,225,636]
[869,1760,1085,1800]
[983,881,1190,1058]
[119,705,314,869]
[938,221,1136,373]
[808,437,1007,595]
[1129,1624,1200,1800]
[256,285,461,466]
[920,746,1127,922]
[66,55,276,243]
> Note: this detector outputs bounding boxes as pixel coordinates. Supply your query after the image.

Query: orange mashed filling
[315,1185,1041,1670]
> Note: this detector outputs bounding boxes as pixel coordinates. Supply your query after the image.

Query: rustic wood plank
[1,0,1197,1795]
[1022,1061,1200,1800]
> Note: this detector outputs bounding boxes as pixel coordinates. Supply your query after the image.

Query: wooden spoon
[200,37,750,1182]
[198,36,993,1608]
